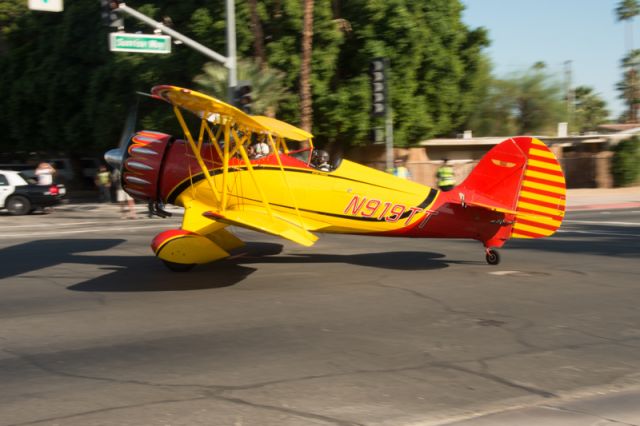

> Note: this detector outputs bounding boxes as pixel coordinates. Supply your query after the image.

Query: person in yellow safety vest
[95,165,112,202]
[391,158,412,179]
[436,158,456,191]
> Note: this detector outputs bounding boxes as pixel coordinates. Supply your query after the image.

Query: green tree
[309,0,490,147]
[0,0,490,158]
[617,49,640,122]
[467,65,566,136]
[515,67,566,134]
[0,0,27,55]
[466,74,519,136]
[611,136,640,186]
[572,86,609,133]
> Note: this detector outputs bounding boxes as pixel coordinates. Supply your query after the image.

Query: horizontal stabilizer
[464,200,551,222]
[204,209,318,247]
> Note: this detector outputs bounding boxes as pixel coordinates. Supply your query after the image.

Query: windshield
[287,147,313,165]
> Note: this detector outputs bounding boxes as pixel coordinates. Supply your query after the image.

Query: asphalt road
[0,204,639,426]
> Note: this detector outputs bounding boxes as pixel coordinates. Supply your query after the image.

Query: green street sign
[28,0,63,12]
[109,33,172,54]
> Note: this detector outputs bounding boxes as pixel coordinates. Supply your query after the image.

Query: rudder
[458,137,566,239]
[511,137,566,239]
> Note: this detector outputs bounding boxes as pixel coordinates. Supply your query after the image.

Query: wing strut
[230,127,276,219]
[174,106,221,205]
[267,133,306,230]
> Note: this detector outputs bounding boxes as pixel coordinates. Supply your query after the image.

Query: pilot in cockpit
[249,137,270,159]
[311,149,331,172]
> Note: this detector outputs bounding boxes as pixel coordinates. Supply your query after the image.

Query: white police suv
[0,170,66,215]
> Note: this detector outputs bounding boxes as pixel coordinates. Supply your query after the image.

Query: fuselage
[153,141,506,243]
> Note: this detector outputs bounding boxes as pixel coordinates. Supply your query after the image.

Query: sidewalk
[566,186,640,211]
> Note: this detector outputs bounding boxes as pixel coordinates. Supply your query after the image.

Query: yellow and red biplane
[105,85,566,271]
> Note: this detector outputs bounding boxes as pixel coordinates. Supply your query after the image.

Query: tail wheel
[485,249,500,265]
[7,196,31,215]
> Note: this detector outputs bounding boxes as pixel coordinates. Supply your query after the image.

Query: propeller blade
[105,98,139,170]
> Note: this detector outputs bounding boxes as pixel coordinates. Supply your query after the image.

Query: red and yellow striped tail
[511,138,566,239]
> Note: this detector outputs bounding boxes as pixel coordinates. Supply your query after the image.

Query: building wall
[346,144,614,189]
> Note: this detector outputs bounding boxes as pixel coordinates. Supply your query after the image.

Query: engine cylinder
[122,131,172,201]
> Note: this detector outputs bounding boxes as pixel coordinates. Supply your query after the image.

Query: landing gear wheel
[162,260,196,272]
[485,249,500,265]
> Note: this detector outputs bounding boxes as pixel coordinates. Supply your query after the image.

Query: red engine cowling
[121,131,173,201]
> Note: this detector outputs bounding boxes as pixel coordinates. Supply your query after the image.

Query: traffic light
[234,82,252,114]
[101,0,124,30]
[370,58,387,117]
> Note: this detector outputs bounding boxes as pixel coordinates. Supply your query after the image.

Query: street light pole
[226,0,237,102]
[116,2,237,99]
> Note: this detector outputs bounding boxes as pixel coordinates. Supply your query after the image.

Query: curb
[567,202,640,211]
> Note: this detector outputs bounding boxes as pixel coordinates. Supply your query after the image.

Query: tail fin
[458,137,566,239]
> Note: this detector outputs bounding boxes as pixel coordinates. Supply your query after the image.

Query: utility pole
[564,60,574,130]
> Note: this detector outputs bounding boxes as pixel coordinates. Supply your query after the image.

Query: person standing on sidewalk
[95,166,111,203]
[391,158,412,180]
[112,169,137,219]
[436,159,456,191]
[35,162,56,185]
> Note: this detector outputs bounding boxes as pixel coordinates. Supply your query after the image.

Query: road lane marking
[6,221,116,228]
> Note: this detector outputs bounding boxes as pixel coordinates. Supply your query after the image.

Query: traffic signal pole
[385,93,394,172]
[114,2,237,98]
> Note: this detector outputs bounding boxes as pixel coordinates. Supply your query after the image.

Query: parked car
[0,170,66,215]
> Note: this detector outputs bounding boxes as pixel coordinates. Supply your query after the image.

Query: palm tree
[617,2,640,121]
[194,59,292,117]
[617,49,640,122]
[300,0,314,132]
[573,86,609,132]
[616,0,640,52]
[248,0,266,69]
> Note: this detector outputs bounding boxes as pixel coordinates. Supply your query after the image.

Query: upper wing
[151,85,314,141]
[251,116,313,141]
[152,85,268,133]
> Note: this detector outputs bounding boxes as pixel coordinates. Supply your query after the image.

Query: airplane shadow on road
[0,239,256,292]
[235,249,457,270]
[0,239,458,292]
